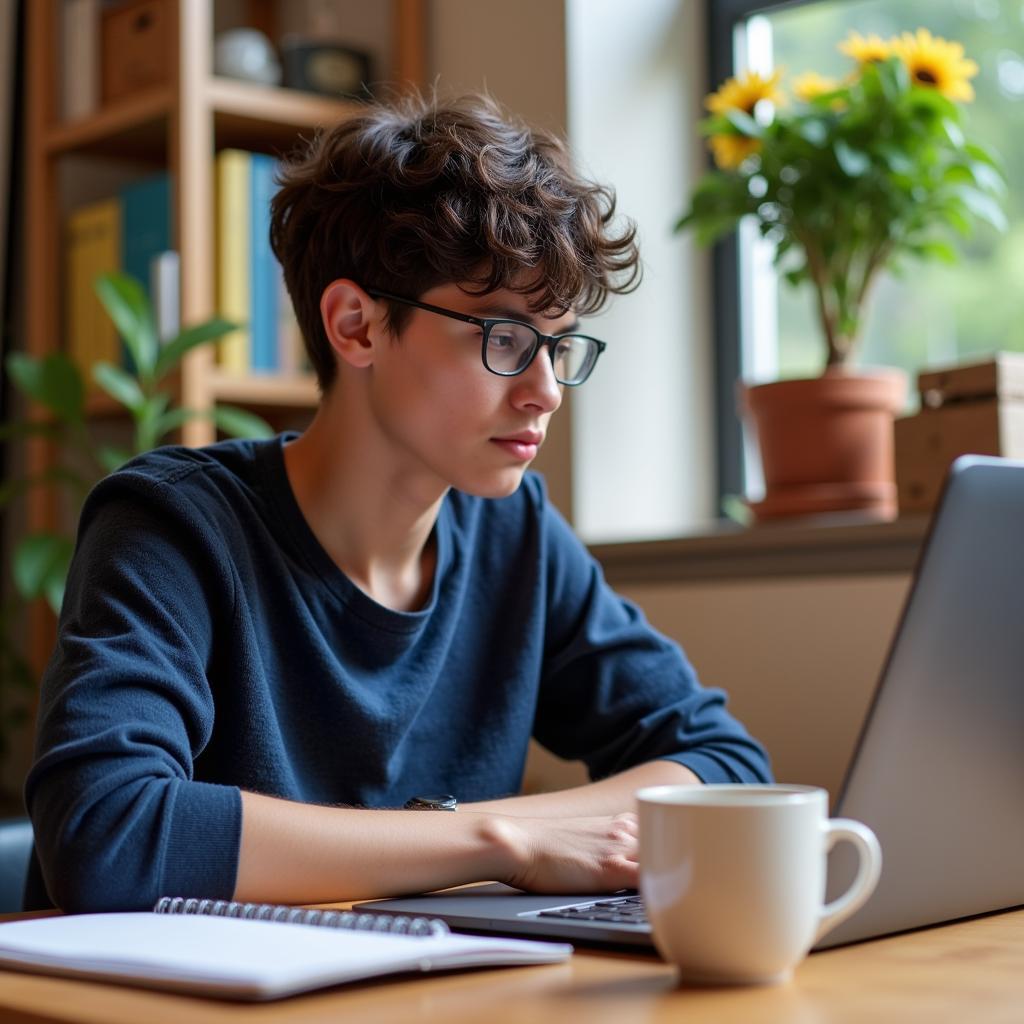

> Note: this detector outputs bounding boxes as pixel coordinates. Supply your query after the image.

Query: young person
[25,93,770,913]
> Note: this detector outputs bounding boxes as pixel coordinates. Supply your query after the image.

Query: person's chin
[458,465,529,499]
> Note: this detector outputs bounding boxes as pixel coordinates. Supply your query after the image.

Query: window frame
[706,0,821,506]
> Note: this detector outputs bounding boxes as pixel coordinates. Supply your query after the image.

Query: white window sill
[589,513,930,584]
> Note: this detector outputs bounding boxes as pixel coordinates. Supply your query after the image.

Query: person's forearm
[463,759,701,818]
[234,790,515,904]
[234,789,646,904]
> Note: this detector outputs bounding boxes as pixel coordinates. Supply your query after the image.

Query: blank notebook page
[0,912,572,1000]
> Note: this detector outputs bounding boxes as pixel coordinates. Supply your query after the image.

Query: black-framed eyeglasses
[366,289,607,387]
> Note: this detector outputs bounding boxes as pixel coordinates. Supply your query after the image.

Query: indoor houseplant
[0,272,272,772]
[677,28,1006,520]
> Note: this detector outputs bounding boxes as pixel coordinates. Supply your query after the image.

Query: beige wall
[428,0,574,518]
[525,573,912,806]
[429,0,568,134]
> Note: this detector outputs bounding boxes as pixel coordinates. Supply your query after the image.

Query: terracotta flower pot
[739,368,908,522]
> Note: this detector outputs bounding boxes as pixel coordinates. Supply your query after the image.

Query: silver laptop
[358,456,1024,950]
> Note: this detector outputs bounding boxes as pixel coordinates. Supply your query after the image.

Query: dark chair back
[0,818,34,912]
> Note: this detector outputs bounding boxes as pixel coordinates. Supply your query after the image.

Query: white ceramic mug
[636,784,882,985]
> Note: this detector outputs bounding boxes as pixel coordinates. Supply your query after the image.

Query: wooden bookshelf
[208,371,319,408]
[44,86,174,159]
[22,0,426,674]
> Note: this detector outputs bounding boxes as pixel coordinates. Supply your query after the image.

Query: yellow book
[215,149,251,373]
[66,198,121,382]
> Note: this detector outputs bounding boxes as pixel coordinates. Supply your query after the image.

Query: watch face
[405,795,458,811]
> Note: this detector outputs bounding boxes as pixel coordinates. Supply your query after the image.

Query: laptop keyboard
[536,894,649,926]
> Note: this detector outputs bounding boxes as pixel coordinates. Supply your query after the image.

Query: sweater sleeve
[24,472,243,913]
[532,484,772,785]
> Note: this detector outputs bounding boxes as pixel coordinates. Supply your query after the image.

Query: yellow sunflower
[792,71,842,102]
[893,28,979,102]
[705,70,784,116]
[709,134,762,171]
[838,30,892,65]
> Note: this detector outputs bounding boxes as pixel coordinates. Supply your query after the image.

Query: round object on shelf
[213,28,282,87]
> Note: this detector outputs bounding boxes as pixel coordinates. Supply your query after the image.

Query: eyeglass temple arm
[365,289,484,327]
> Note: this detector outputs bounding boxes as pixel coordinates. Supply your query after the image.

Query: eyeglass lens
[485,323,597,384]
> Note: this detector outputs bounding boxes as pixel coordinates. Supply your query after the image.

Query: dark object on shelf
[101,0,172,103]
[280,37,373,99]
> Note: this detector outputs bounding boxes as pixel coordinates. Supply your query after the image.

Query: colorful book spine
[121,172,172,367]
[66,197,121,380]
[215,149,251,372]
[249,154,279,373]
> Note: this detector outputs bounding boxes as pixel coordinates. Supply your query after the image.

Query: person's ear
[319,280,385,370]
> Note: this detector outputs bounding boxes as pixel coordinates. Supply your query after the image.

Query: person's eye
[488,330,517,351]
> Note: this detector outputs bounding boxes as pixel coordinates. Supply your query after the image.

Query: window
[712,0,1019,501]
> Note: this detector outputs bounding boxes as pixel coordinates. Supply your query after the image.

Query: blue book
[121,173,172,369]
[249,154,279,373]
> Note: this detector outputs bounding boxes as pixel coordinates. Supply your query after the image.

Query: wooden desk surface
[1,906,1022,1024]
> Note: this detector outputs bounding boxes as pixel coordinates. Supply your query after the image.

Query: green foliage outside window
[764,1,1024,387]
[676,28,1006,373]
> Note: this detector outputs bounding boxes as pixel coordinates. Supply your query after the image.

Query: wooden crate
[895,354,1024,515]
[101,0,172,103]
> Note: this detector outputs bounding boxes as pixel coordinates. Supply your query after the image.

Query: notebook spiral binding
[153,896,449,937]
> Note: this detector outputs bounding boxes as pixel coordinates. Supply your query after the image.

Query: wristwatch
[404,794,458,812]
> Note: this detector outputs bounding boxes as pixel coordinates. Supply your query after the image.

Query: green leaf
[96,446,133,474]
[134,393,172,452]
[153,407,198,439]
[833,139,871,177]
[723,108,762,138]
[905,87,959,125]
[796,118,829,147]
[967,160,1007,197]
[964,141,1002,169]
[6,352,84,421]
[154,318,239,380]
[910,239,959,263]
[92,361,146,413]
[942,118,965,149]
[939,198,973,237]
[210,405,274,440]
[13,533,74,609]
[697,114,732,137]
[876,144,916,176]
[957,187,1008,232]
[44,574,67,616]
[875,56,910,100]
[94,272,158,380]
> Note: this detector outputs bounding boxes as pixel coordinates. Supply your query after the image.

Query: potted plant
[677,28,1006,521]
[0,271,272,779]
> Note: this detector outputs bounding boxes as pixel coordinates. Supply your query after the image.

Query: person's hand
[493,812,639,893]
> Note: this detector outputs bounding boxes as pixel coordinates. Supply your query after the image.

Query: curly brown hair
[269,91,641,392]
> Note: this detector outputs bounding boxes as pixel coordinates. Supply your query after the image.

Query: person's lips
[491,431,544,462]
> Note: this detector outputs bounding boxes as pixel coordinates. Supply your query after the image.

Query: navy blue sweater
[25,436,771,912]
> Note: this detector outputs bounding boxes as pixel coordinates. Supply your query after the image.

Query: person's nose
[510,344,563,414]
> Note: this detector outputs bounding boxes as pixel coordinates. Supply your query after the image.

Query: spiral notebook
[0,896,572,1001]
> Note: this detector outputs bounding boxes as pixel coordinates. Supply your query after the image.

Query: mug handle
[814,818,883,943]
